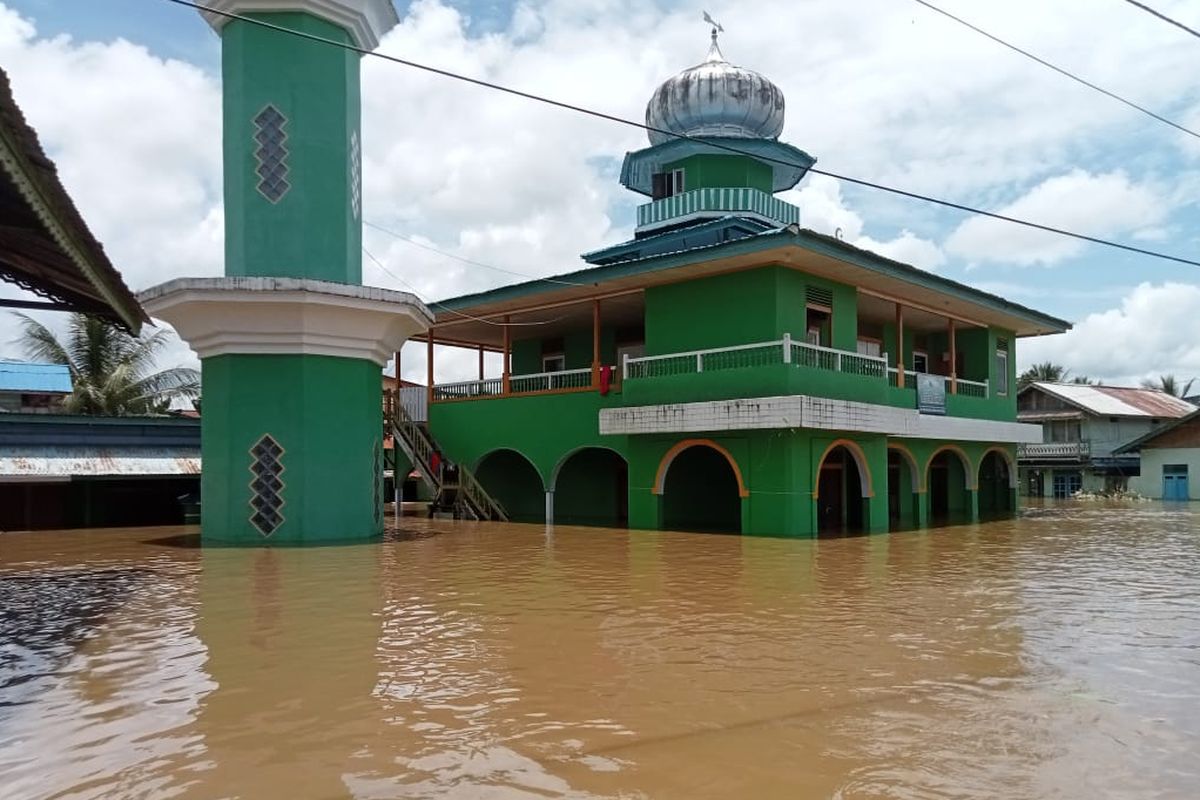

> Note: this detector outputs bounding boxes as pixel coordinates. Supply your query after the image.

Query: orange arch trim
[653,439,750,498]
[813,439,875,499]
[924,445,977,491]
[887,442,924,494]
[979,446,1018,490]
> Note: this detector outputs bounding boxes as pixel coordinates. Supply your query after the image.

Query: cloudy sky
[1,0,1199,386]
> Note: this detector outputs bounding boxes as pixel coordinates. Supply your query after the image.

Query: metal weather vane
[703,10,724,37]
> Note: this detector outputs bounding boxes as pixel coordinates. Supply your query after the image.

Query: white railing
[1018,441,1091,460]
[509,367,592,394]
[953,377,990,398]
[888,367,919,388]
[622,334,891,382]
[399,385,428,422]
[431,367,593,401]
[432,376,503,401]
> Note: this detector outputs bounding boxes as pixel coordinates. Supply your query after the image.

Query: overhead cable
[1123,0,1200,40]
[911,0,1200,142]
[166,0,1200,270]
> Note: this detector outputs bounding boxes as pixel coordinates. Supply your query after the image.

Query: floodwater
[1,503,1198,799]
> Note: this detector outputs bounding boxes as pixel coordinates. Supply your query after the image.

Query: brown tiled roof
[0,68,146,332]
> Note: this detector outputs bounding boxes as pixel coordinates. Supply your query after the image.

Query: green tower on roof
[619,19,814,237]
[140,0,432,545]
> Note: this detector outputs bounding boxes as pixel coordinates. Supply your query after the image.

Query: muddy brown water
[1,501,1198,799]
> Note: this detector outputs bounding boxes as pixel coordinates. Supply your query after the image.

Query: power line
[364,220,590,287]
[168,0,1200,270]
[911,0,1200,141]
[361,246,564,327]
[1123,0,1200,40]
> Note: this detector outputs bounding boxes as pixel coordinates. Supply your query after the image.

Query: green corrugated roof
[435,222,1072,335]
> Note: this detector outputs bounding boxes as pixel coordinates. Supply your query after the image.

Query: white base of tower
[138,277,432,366]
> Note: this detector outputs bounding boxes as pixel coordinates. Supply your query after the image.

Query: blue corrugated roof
[0,360,73,393]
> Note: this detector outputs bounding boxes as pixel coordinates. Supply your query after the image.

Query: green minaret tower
[141,1,432,545]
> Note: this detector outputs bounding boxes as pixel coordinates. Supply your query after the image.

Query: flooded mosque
[412,20,1071,537]
[134,0,1072,544]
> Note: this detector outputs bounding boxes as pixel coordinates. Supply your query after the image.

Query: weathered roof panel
[0,68,147,332]
[0,446,200,478]
[1030,382,1196,418]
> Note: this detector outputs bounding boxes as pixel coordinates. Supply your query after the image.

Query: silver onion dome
[645,31,785,146]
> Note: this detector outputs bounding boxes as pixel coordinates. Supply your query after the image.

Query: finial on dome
[702,11,725,61]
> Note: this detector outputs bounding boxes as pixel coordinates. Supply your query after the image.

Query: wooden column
[502,315,511,395]
[895,304,905,388]
[591,298,601,388]
[478,346,484,381]
[948,318,957,395]
[426,333,434,406]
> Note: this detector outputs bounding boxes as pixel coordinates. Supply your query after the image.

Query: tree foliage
[1018,361,1068,388]
[14,313,199,416]
[1141,374,1196,398]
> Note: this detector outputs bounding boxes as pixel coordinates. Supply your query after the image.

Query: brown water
[1,502,1198,799]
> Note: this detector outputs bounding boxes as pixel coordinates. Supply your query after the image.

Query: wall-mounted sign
[917,373,946,415]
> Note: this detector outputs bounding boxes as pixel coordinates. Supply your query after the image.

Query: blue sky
[1,0,1199,384]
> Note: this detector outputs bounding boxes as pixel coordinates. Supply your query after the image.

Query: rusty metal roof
[0,446,199,479]
[1027,382,1196,418]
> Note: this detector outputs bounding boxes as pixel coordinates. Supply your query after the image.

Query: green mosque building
[414,27,1072,537]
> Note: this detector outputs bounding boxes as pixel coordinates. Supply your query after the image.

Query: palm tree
[1142,374,1196,398]
[1018,361,1068,388]
[1070,375,1096,385]
[13,313,199,415]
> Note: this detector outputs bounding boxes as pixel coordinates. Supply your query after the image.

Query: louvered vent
[806,286,833,309]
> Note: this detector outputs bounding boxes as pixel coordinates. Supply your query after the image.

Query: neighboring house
[1016,382,1195,497]
[0,359,71,413]
[1115,410,1200,500]
[400,33,1071,537]
[0,414,200,531]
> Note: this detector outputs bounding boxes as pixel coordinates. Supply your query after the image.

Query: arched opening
[475,449,545,523]
[816,445,869,537]
[660,444,742,534]
[978,449,1015,518]
[887,446,920,532]
[927,449,971,526]
[553,448,628,528]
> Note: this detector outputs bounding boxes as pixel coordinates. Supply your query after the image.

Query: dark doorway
[978,450,1015,518]
[928,450,970,525]
[554,448,629,528]
[887,449,919,531]
[817,446,867,537]
[661,445,742,534]
[475,450,545,523]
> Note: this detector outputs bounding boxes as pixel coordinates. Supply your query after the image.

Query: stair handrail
[384,389,508,522]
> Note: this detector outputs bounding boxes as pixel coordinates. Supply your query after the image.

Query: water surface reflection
[0,502,1197,798]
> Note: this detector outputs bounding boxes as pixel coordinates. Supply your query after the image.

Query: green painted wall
[201,353,382,544]
[662,154,774,192]
[221,13,362,283]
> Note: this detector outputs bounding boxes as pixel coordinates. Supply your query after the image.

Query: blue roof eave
[619,137,816,197]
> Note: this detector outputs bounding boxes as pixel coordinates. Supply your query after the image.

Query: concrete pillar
[545,490,555,525]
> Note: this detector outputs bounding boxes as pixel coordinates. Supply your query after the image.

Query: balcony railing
[636,187,801,231]
[623,335,890,382]
[1018,441,1091,460]
[887,369,988,397]
[432,368,594,401]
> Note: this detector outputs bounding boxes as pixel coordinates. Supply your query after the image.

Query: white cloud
[1020,282,1200,386]
[3,0,1200,385]
[944,169,1168,266]
[793,175,944,271]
